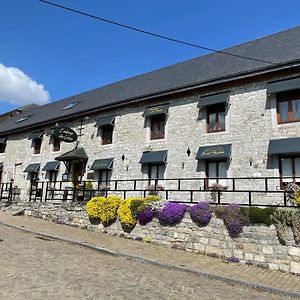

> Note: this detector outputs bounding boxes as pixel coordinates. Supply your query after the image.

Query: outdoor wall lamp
[186,148,191,156]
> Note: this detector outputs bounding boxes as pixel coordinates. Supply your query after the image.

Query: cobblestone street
[0,225,289,300]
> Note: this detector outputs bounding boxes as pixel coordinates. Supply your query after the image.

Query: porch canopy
[24,163,40,173]
[55,147,88,161]
[266,77,300,94]
[139,150,168,164]
[90,158,113,170]
[142,104,169,118]
[197,92,229,108]
[94,115,115,127]
[268,137,300,155]
[196,144,232,160]
[0,137,7,144]
[42,161,60,171]
[28,131,44,140]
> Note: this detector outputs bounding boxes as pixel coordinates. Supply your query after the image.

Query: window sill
[277,120,300,125]
[148,138,166,143]
[204,130,227,136]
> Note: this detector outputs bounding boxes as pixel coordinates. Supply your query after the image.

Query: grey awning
[268,137,300,155]
[142,104,169,118]
[198,92,229,108]
[55,147,88,161]
[0,137,7,144]
[42,161,60,171]
[196,144,232,160]
[139,150,168,164]
[90,158,113,170]
[0,162,3,169]
[94,115,115,127]
[267,77,300,94]
[24,163,40,173]
[28,131,44,140]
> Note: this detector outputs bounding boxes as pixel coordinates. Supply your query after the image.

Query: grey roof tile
[2,26,300,134]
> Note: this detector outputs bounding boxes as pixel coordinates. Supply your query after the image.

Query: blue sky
[1,0,300,114]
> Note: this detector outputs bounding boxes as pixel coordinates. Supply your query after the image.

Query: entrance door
[72,161,84,186]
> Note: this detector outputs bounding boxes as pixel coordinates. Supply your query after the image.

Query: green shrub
[240,207,277,226]
[272,209,300,245]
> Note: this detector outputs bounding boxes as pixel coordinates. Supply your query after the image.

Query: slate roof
[2,26,300,135]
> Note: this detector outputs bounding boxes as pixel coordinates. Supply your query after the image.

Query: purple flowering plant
[221,204,245,237]
[137,208,154,226]
[157,202,186,225]
[227,256,240,263]
[189,201,212,226]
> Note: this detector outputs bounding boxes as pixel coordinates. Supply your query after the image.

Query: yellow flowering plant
[86,195,121,225]
[293,191,300,206]
[117,198,141,232]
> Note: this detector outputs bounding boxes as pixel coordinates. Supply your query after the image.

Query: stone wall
[1,74,300,204]
[25,202,300,275]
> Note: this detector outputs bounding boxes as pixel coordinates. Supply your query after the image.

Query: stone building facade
[0,27,300,203]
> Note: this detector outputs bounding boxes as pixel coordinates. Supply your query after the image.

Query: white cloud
[0,63,50,106]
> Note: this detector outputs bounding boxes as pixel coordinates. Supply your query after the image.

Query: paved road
[0,225,288,300]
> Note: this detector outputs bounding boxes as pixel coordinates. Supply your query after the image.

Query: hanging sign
[53,126,77,143]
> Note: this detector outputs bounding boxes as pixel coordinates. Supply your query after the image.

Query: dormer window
[62,102,79,111]
[15,115,31,123]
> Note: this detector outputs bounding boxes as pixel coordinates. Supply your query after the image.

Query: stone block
[244,253,254,261]
[233,250,244,260]
[205,246,223,256]
[199,237,209,245]
[254,255,265,262]
[243,243,260,254]
[268,263,279,271]
[193,243,205,252]
[210,239,220,247]
[290,261,300,274]
[262,246,274,255]
[288,247,300,257]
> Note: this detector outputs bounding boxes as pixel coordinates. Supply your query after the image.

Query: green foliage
[272,209,300,244]
[84,180,94,190]
[214,205,225,218]
[240,207,277,226]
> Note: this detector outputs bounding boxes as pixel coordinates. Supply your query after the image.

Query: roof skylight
[15,115,31,123]
[62,101,79,111]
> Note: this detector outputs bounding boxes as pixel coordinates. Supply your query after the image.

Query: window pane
[102,125,113,145]
[279,101,289,122]
[218,162,227,186]
[295,158,300,183]
[208,162,217,186]
[209,113,215,131]
[151,116,165,140]
[281,158,293,182]
[150,165,158,180]
[292,99,300,120]
[218,111,225,130]
[158,165,165,179]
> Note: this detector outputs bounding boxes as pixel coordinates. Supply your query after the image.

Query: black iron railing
[27,177,299,207]
[0,182,13,202]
